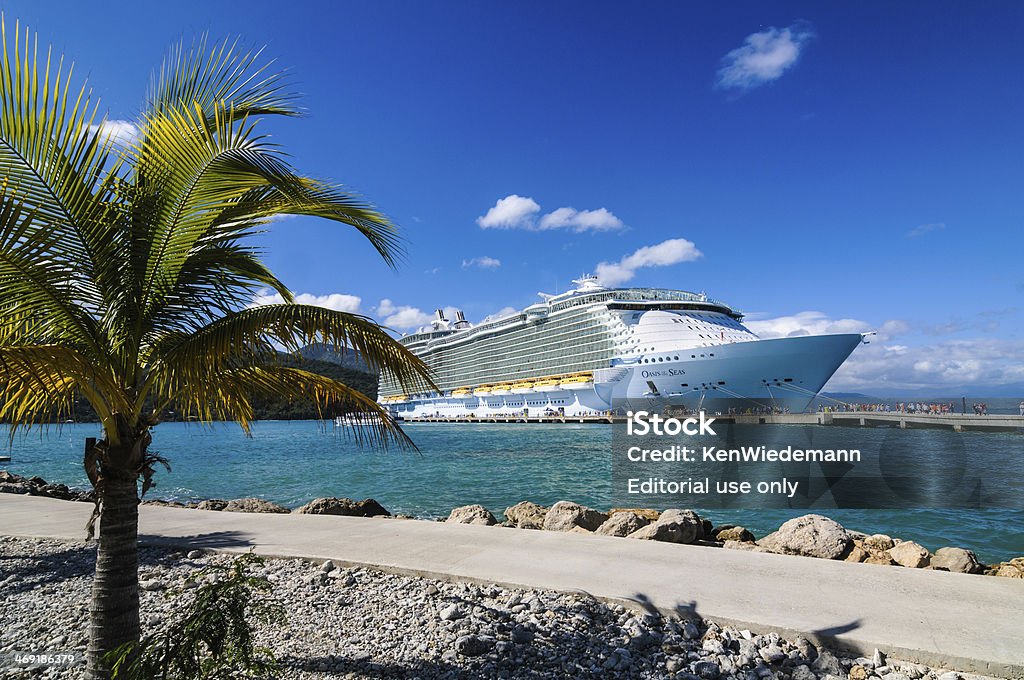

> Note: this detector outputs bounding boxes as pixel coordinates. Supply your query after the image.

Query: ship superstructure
[379,277,864,418]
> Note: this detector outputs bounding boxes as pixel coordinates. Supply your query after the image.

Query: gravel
[0,535,1005,679]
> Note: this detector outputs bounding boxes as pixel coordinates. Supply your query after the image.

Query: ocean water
[2,421,1022,564]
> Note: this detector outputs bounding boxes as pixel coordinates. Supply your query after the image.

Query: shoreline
[3,470,1021,580]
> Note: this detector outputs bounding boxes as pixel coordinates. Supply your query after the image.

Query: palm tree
[0,21,433,679]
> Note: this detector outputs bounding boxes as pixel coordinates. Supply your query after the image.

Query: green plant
[0,19,435,677]
[106,553,286,679]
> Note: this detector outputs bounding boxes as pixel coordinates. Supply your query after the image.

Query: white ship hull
[389,333,862,418]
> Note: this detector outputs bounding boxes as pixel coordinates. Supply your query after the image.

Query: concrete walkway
[2,494,1022,676]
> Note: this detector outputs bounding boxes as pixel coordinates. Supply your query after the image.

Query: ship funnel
[434,309,447,321]
[455,310,466,322]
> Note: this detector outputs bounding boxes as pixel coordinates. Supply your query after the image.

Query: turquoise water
[2,421,1021,564]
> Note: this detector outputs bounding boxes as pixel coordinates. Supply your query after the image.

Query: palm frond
[172,365,413,449]
[0,345,126,436]
[148,35,299,121]
[149,304,434,395]
[0,19,123,278]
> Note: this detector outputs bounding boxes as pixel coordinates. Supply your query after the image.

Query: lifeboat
[473,385,493,396]
[510,381,534,394]
[490,384,512,395]
[559,372,593,390]
[532,378,561,392]
[451,387,472,397]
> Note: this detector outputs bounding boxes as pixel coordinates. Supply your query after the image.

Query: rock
[455,634,494,657]
[864,553,895,566]
[888,541,930,568]
[682,622,700,640]
[504,501,548,529]
[595,511,650,537]
[511,626,534,644]
[759,644,786,663]
[0,482,31,495]
[863,534,895,551]
[812,650,842,676]
[609,507,660,521]
[758,514,852,559]
[844,545,869,562]
[224,497,290,514]
[293,496,390,517]
[793,636,817,662]
[881,672,911,680]
[320,560,335,573]
[723,540,770,552]
[195,499,228,511]
[439,604,464,621]
[850,665,870,680]
[37,483,72,500]
[186,550,202,559]
[542,501,608,532]
[988,557,1024,578]
[937,673,960,680]
[568,525,592,534]
[627,509,702,544]
[693,660,720,679]
[446,504,498,525]
[792,665,817,680]
[713,526,755,543]
[140,579,164,591]
[929,547,983,574]
[665,656,686,673]
[873,648,886,668]
[141,499,186,508]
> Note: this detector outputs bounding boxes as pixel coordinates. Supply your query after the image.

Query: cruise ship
[378,276,866,418]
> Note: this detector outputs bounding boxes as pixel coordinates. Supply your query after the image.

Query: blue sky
[6,1,1023,392]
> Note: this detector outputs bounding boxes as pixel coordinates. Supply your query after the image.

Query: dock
[400,412,1024,432]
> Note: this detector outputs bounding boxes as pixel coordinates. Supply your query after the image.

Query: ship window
[674,355,679,360]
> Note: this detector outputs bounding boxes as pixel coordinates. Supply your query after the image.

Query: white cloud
[477,194,625,232]
[744,311,1024,390]
[907,222,945,238]
[594,238,702,286]
[477,195,541,229]
[488,306,519,320]
[462,256,502,269]
[250,290,362,313]
[828,338,1024,391]
[745,311,908,342]
[716,23,815,91]
[538,207,624,232]
[88,119,140,147]
[374,299,463,330]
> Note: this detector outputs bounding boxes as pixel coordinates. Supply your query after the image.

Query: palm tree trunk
[85,473,140,679]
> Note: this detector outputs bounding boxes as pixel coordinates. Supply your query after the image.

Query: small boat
[451,387,472,397]
[510,381,534,394]
[560,372,593,390]
[473,385,493,396]
[532,378,561,392]
[489,384,513,395]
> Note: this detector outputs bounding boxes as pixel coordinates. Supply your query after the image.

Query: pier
[400,412,1024,432]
